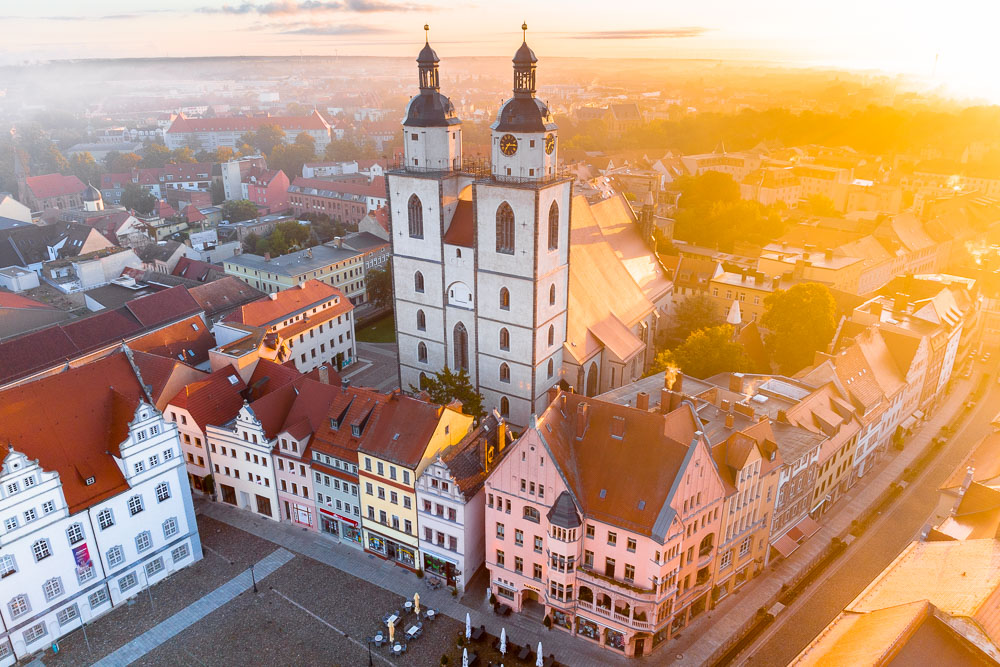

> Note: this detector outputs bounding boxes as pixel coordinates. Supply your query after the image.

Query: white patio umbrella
[499,627,506,655]
[465,612,472,640]
[414,592,420,615]
[388,617,395,643]
[536,641,543,667]
[462,647,469,667]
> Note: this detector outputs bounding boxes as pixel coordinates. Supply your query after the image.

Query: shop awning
[772,534,799,558]
[900,415,918,431]
[786,515,822,542]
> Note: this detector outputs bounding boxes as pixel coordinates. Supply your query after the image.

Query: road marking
[271,588,394,665]
[342,360,374,379]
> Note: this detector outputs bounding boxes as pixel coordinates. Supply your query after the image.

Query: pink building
[484,390,727,658]
[244,167,290,215]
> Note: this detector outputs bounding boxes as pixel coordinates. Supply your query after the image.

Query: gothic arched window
[500,363,511,383]
[407,194,423,239]
[453,322,469,372]
[547,324,555,347]
[499,327,510,351]
[547,358,554,378]
[496,202,515,255]
[500,396,510,418]
[414,271,424,293]
[500,287,510,311]
[549,284,556,306]
[547,201,559,251]
[416,309,426,331]
[417,342,427,363]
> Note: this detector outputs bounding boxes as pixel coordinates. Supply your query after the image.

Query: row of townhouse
[0,351,201,664]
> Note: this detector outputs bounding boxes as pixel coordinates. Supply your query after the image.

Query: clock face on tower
[499,134,518,156]
[545,133,555,155]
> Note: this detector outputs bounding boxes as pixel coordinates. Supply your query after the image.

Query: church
[389,27,671,428]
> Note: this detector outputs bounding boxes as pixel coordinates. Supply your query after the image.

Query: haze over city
[1,2,999,666]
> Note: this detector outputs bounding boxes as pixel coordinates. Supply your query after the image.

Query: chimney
[960,466,976,496]
[725,412,734,429]
[871,301,882,321]
[894,292,910,314]
[341,378,350,393]
[636,391,650,411]
[306,248,313,259]
[575,402,590,440]
[721,399,731,411]
[264,252,271,262]
[660,388,670,414]
[777,409,789,423]
[664,372,683,394]
[317,364,330,385]
[729,372,744,394]
[547,384,560,407]
[334,236,343,248]
[824,248,834,261]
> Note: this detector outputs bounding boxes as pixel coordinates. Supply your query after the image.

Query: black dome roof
[492,96,555,133]
[513,41,537,65]
[417,42,439,64]
[404,91,461,128]
[83,184,102,202]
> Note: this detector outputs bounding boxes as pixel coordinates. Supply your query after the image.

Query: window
[171,544,190,563]
[416,309,426,331]
[499,327,510,351]
[496,550,505,567]
[22,622,46,644]
[721,549,732,569]
[523,506,540,523]
[135,531,152,552]
[627,537,637,553]
[57,605,79,626]
[417,342,427,363]
[42,500,55,514]
[547,325,554,347]
[98,508,114,529]
[77,564,95,584]
[3,517,17,531]
[547,201,559,250]
[414,271,424,293]
[148,454,159,467]
[549,283,556,306]
[128,495,144,516]
[133,460,144,474]
[118,572,138,592]
[487,194,520,255]
[31,539,50,562]
[163,517,178,538]
[586,524,595,539]
[0,554,15,578]
[607,531,617,546]
[5,482,17,494]
[584,550,594,568]
[155,482,170,503]
[514,528,523,546]
[499,287,510,310]
[88,588,109,609]
[107,545,125,568]
[514,556,523,574]
[407,194,423,238]
[500,396,510,418]
[624,564,635,582]
[739,536,752,557]
[8,595,29,618]
[67,524,85,545]
[534,535,543,552]
[145,558,164,578]
[23,508,35,523]
[43,577,63,601]
[453,322,469,372]
[499,363,510,383]
[496,522,505,539]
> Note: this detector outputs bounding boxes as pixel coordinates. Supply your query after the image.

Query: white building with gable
[0,350,201,664]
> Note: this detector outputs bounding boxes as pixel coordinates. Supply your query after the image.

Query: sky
[2,0,997,101]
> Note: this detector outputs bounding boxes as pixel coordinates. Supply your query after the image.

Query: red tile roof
[24,173,86,200]
[125,285,201,328]
[156,200,177,219]
[131,349,201,409]
[359,393,450,468]
[222,279,350,327]
[129,314,215,365]
[168,366,247,431]
[188,276,264,319]
[167,112,329,134]
[311,386,390,464]
[0,352,147,513]
[184,206,207,223]
[0,293,56,310]
[245,358,303,401]
[443,199,474,247]
[172,257,224,282]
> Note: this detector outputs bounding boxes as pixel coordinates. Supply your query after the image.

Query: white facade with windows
[0,403,200,664]
[310,452,364,548]
[391,34,570,428]
[415,459,484,592]
[205,404,280,521]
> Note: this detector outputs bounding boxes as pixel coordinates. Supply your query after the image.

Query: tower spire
[416,26,440,91]
[424,23,430,44]
[512,23,538,97]
[522,21,527,42]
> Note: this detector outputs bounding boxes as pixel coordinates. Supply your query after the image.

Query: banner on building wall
[72,543,92,569]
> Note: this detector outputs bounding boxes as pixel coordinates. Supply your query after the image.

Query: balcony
[576,599,654,631]
[576,566,658,603]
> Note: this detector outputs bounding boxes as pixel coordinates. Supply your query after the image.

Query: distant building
[18,173,87,215]
[165,112,332,153]
[288,176,387,224]
[223,243,367,303]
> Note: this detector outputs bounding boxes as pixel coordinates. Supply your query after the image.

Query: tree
[140,143,173,168]
[242,232,260,255]
[213,146,235,163]
[274,220,310,248]
[121,183,156,215]
[222,199,260,223]
[171,147,197,164]
[366,265,392,309]
[324,138,365,162]
[68,152,102,188]
[210,180,226,205]
[669,325,750,379]
[674,199,786,251]
[667,293,721,345]
[803,194,839,217]
[676,171,740,213]
[105,151,142,173]
[412,367,484,418]
[760,282,838,374]
[263,226,289,255]
[244,124,286,156]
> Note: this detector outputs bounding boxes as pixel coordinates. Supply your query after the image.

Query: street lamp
[366,638,374,666]
[250,563,258,594]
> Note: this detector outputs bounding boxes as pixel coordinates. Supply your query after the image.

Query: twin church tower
[389,26,571,429]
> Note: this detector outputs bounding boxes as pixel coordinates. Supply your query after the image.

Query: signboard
[72,543,92,569]
[318,508,358,526]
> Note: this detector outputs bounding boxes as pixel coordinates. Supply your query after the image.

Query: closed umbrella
[465,612,471,640]
[388,617,395,643]
[499,627,506,655]
[462,647,469,667]
[536,642,543,667]
[414,592,420,615]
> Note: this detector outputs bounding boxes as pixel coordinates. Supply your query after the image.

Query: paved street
[345,342,400,392]
[738,364,999,666]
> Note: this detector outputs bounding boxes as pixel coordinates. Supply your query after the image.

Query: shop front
[319,508,362,547]
[423,550,461,588]
[366,530,417,568]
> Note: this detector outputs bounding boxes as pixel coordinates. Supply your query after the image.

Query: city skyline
[3,1,997,102]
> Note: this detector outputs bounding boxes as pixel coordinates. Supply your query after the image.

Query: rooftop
[224,243,364,276]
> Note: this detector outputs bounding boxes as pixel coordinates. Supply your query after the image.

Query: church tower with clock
[389,25,571,430]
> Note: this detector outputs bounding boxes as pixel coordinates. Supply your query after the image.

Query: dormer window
[85,477,96,486]
[351,425,361,437]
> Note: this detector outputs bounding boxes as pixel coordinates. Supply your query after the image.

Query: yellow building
[358,395,472,570]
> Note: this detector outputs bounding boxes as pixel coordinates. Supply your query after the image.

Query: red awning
[796,515,821,539]
[772,534,799,559]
